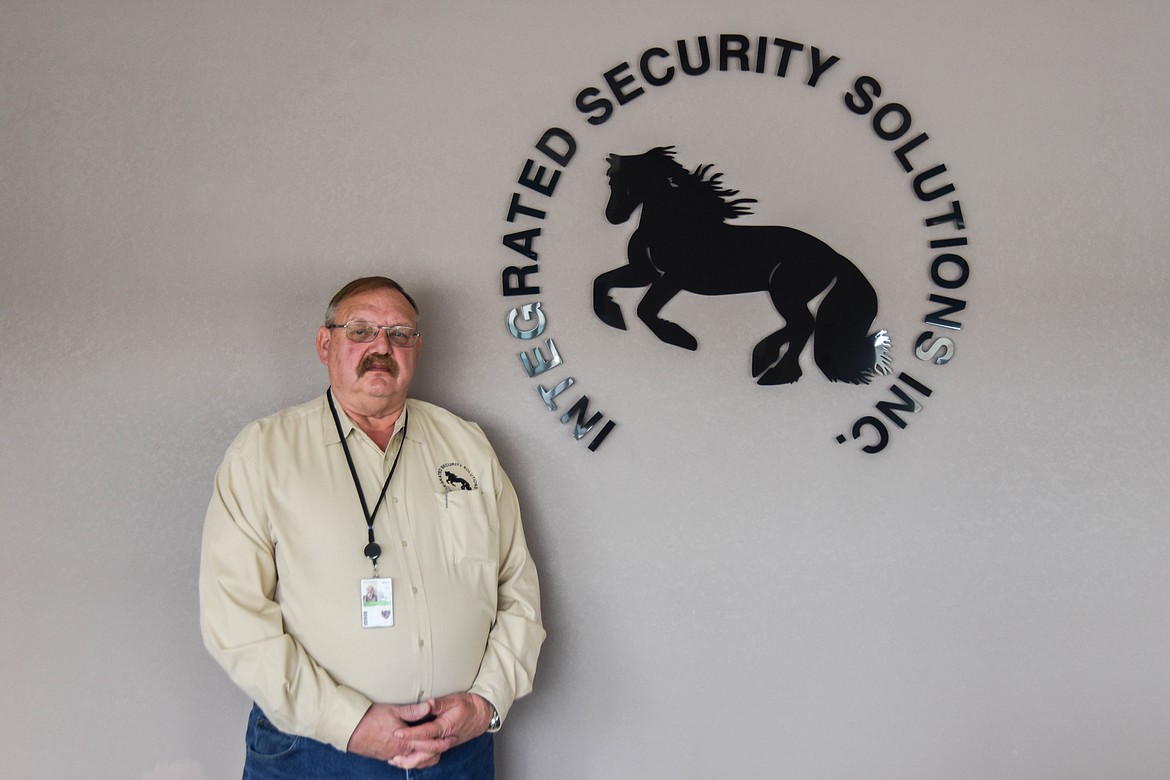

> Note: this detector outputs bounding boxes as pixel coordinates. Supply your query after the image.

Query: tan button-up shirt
[199,395,544,750]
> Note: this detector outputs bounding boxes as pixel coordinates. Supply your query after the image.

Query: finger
[400,735,457,756]
[392,701,432,722]
[424,735,458,751]
[393,720,446,741]
[424,696,454,716]
[389,751,440,770]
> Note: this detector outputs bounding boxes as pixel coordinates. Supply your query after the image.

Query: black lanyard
[326,389,408,575]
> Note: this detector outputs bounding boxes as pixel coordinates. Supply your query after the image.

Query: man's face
[316,287,421,414]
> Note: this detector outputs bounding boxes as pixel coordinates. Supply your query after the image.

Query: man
[200,276,544,778]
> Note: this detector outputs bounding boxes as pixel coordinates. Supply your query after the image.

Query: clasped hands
[347,693,494,770]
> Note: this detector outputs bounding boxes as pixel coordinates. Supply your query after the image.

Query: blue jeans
[242,704,494,780]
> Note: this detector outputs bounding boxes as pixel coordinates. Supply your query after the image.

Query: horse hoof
[650,321,697,351]
[665,332,698,351]
[595,301,627,330]
[751,346,780,377]
[757,364,802,385]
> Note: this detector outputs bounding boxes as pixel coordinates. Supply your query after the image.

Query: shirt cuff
[315,686,374,751]
[470,682,512,729]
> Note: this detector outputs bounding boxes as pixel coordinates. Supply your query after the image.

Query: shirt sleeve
[198,434,372,751]
[467,454,546,725]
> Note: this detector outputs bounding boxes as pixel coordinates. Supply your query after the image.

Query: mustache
[358,353,399,377]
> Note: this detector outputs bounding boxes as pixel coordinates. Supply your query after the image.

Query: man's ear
[316,326,331,366]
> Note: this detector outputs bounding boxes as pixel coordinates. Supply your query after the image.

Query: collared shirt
[199,394,544,750]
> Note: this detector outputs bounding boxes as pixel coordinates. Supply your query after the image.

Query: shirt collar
[321,392,415,448]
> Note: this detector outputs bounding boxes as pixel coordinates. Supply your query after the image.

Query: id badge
[360,578,394,628]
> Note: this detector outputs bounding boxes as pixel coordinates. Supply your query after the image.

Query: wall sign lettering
[498,33,970,455]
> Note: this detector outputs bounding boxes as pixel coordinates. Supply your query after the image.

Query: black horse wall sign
[593,146,891,385]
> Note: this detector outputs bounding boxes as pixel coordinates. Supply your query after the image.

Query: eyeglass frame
[326,320,421,347]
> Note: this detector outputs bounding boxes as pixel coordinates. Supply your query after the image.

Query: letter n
[559,395,613,451]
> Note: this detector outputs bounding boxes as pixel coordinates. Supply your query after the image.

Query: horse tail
[813,259,893,384]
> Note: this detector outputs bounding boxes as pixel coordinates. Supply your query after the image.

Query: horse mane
[639,146,758,223]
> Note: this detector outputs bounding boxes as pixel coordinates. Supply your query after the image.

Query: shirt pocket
[432,489,496,566]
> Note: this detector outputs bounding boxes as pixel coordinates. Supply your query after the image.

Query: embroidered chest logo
[438,462,479,492]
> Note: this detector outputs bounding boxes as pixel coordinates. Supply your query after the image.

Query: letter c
[851,416,889,454]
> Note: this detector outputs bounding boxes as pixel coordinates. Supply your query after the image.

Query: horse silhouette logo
[443,470,473,491]
[593,146,892,385]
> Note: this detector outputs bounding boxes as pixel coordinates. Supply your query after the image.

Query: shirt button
[401,540,408,548]
[418,639,425,647]
[411,586,418,594]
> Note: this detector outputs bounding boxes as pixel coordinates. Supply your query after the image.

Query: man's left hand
[390,693,494,767]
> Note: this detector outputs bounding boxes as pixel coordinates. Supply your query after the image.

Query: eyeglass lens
[344,322,417,346]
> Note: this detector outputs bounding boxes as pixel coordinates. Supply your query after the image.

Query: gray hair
[324,276,420,325]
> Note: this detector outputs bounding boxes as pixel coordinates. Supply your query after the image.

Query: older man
[200,277,543,778]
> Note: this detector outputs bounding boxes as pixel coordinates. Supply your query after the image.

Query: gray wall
[2,2,1168,778]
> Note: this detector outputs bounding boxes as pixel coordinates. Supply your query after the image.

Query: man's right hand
[347,702,446,768]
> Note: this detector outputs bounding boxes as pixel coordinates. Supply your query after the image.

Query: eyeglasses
[327,320,420,347]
